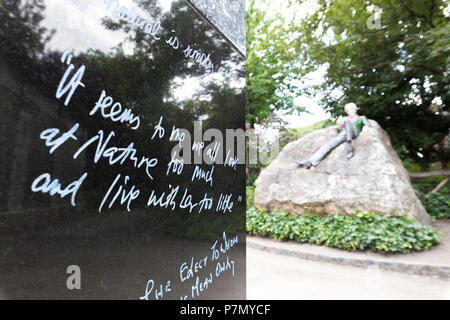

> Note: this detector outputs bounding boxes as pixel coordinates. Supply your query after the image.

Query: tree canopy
[246,0,305,128]
[290,0,450,168]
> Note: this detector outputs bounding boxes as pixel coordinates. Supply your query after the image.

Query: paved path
[247,220,450,299]
[247,246,450,300]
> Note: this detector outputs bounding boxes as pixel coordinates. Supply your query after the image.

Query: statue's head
[344,103,358,117]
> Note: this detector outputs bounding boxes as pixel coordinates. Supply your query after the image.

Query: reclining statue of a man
[297,103,370,169]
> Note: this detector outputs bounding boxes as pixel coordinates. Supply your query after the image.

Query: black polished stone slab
[0,0,245,299]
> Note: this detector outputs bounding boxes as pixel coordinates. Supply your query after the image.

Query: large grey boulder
[254,120,430,225]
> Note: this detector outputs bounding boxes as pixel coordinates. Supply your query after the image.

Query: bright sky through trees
[252,0,332,128]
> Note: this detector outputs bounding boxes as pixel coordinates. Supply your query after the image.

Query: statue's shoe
[297,160,312,169]
[346,143,354,159]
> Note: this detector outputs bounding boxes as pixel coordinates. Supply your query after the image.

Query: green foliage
[246,170,258,187]
[280,119,335,147]
[246,186,255,207]
[246,0,305,127]
[413,178,450,219]
[246,207,441,253]
[285,119,334,139]
[290,0,450,167]
[422,192,450,219]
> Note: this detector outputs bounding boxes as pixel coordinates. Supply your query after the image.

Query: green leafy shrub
[421,191,450,219]
[246,207,441,253]
[246,186,255,208]
[413,179,450,219]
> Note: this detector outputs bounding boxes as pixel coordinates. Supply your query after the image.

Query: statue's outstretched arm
[362,115,370,127]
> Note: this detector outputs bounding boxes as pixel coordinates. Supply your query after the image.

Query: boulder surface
[254,120,430,225]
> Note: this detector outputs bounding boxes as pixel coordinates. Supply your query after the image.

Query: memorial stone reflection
[0,0,245,299]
